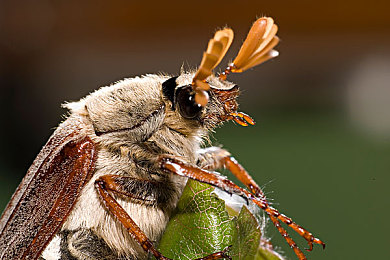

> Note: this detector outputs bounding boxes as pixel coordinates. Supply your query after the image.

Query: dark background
[1,1,389,259]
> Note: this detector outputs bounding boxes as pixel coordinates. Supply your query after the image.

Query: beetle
[0,17,324,260]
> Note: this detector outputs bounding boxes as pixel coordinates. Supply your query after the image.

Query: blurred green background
[1,1,389,259]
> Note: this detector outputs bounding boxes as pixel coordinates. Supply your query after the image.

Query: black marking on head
[162,76,178,105]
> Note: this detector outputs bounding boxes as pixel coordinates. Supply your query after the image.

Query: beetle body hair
[40,73,235,259]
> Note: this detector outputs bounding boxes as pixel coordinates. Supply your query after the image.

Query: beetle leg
[198,148,302,256]
[221,156,324,253]
[198,147,262,196]
[95,175,170,260]
[95,175,230,260]
[160,156,325,260]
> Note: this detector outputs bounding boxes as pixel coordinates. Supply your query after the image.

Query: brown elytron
[0,120,96,259]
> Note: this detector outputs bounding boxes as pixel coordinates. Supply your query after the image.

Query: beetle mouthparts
[228,112,255,127]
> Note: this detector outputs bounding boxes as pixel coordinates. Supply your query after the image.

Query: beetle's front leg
[197,147,263,197]
[95,175,231,260]
[161,154,325,260]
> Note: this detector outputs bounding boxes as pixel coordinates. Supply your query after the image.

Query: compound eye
[175,85,203,119]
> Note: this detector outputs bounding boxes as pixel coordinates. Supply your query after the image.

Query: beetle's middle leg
[95,175,170,260]
[95,174,231,260]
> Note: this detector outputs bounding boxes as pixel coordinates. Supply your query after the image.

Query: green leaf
[230,205,262,259]
[231,206,283,260]
[158,179,235,259]
[158,180,283,260]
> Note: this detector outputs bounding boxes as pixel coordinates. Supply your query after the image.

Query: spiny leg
[95,175,231,260]
[198,148,307,258]
[95,175,169,260]
[224,159,325,252]
[222,156,313,260]
[269,215,307,260]
[198,148,325,252]
[198,147,263,196]
[160,156,325,260]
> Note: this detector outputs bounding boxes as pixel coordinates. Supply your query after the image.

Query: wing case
[0,117,97,259]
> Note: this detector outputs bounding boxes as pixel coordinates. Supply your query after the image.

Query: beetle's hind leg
[161,154,325,260]
[60,229,119,260]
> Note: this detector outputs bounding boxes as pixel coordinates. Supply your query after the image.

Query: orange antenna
[219,17,279,81]
[192,28,234,106]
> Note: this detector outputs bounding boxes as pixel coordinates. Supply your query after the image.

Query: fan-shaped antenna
[219,17,279,81]
[192,28,234,106]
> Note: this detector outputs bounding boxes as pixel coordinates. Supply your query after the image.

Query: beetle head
[162,17,279,130]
